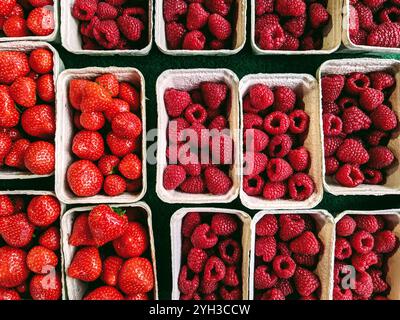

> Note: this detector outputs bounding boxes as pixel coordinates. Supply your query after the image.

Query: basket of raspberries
[55,68,145,204]
[62,203,157,300]
[0,0,56,41]
[64,0,151,54]
[158,0,246,53]
[320,58,399,195]
[334,212,400,300]
[157,69,239,203]
[251,211,335,300]
[253,0,341,53]
[172,209,251,300]
[0,43,60,179]
[240,75,323,210]
[0,192,63,300]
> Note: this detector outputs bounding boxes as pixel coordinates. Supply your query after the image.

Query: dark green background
[2,29,400,299]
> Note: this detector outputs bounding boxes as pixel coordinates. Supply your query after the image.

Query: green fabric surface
[1,39,400,299]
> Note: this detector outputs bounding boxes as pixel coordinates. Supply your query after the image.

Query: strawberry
[164,88,191,118]
[80,81,113,112]
[0,246,29,288]
[118,82,140,112]
[21,104,55,139]
[0,132,12,163]
[111,112,142,139]
[67,160,103,197]
[204,166,233,195]
[27,195,61,227]
[126,293,149,300]
[118,257,154,295]
[0,213,35,247]
[83,286,124,300]
[80,111,105,131]
[3,16,29,37]
[96,73,119,97]
[24,141,55,175]
[27,7,54,36]
[28,0,53,7]
[0,288,20,300]
[103,174,127,196]
[106,132,138,157]
[69,213,96,246]
[98,154,119,176]
[201,82,227,109]
[72,130,105,161]
[88,204,128,246]
[0,89,20,128]
[29,48,53,74]
[38,226,60,251]
[30,273,62,300]
[0,195,14,217]
[9,76,37,108]
[26,246,58,274]
[69,79,91,110]
[113,222,148,258]
[67,246,102,282]
[0,51,30,84]
[101,256,123,287]
[36,74,55,103]
[118,153,142,180]
[104,98,130,122]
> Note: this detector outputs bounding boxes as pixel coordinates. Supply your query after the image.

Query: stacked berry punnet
[349,0,400,48]
[71,0,149,50]
[321,70,398,188]
[0,48,56,176]
[66,73,143,198]
[242,83,315,202]
[163,0,237,50]
[254,0,331,51]
[0,0,55,38]
[177,212,244,300]
[334,214,399,300]
[162,81,235,197]
[253,214,324,300]
[66,205,155,300]
[0,194,62,300]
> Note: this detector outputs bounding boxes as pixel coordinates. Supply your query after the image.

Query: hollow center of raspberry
[248,178,258,188]
[388,12,400,22]
[280,261,290,270]
[271,118,281,128]
[295,184,305,194]
[192,110,202,119]
[361,238,373,248]
[355,79,367,89]
[273,144,282,155]
[210,266,219,277]
[293,117,302,128]
[225,244,234,257]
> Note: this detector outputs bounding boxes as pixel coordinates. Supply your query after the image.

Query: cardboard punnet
[61,202,158,300]
[170,207,251,300]
[239,74,324,210]
[249,210,335,300]
[156,68,240,204]
[55,67,147,204]
[317,58,400,196]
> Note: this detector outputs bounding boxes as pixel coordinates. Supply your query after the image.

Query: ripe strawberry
[27,195,60,227]
[118,153,142,180]
[0,246,29,288]
[166,21,186,49]
[39,226,60,251]
[367,22,400,47]
[201,82,227,109]
[0,213,35,247]
[0,132,12,163]
[113,222,148,258]
[208,13,231,41]
[95,73,119,97]
[294,267,320,297]
[28,0,53,7]
[118,82,140,112]
[0,89,20,128]
[21,104,55,139]
[67,160,103,196]
[68,246,102,282]
[0,51,30,85]
[103,174,127,196]
[84,286,124,300]
[9,76,36,108]
[69,213,96,246]
[29,48,53,74]
[0,0,16,16]
[0,288,20,300]
[80,81,113,112]
[27,246,58,274]
[72,130,104,161]
[321,74,345,103]
[279,214,305,241]
[69,79,91,110]
[118,257,154,295]
[36,74,55,103]
[111,112,142,139]
[27,7,54,36]
[106,132,138,157]
[24,141,55,175]
[30,273,62,300]
[3,16,28,37]
[98,154,119,176]
[79,111,105,131]
[101,256,123,287]
[0,195,14,217]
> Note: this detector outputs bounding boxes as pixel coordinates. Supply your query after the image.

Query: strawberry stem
[112,207,126,216]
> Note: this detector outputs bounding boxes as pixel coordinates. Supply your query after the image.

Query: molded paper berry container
[170,207,251,300]
[155,0,246,55]
[317,58,400,196]
[249,210,335,300]
[0,41,64,180]
[55,67,147,204]
[239,74,324,210]
[60,0,153,55]
[250,0,342,55]
[0,3,59,43]
[156,68,240,204]
[61,202,158,300]
[334,210,400,300]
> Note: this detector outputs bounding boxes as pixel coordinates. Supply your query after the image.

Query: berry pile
[0,48,56,176]
[67,205,155,300]
[349,0,400,48]
[164,0,236,50]
[334,214,399,300]
[178,212,243,300]
[253,214,323,300]
[242,84,315,201]
[255,0,331,51]
[67,73,143,197]
[162,81,234,196]
[0,0,55,38]
[72,0,149,50]
[0,194,62,300]
[321,71,398,187]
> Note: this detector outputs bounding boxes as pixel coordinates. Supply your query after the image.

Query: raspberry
[255,0,274,16]
[191,224,218,249]
[178,265,199,295]
[336,139,369,165]
[243,175,264,196]
[164,89,191,118]
[280,33,300,50]
[369,269,390,293]
[379,6,400,23]
[199,279,218,295]
[223,265,239,287]
[279,214,305,241]
[186,3,209,31]
[325,157,339,176]
[168,118,189,145]
[374,230,397,253]
[255,13,280,38]
[257,24,285,50]
[354,271,373,298]
[209,115,227,131]
[249,84,274,110]
[96,2,118,20]
[294,267,320,297]
[260,288,285,300]
[351,230,375,254]
[208,13,231,41]
[287,147,310,172]
[335,237,353,260]
[321,75,345,103]
[256,214,278,237]
[275,0,306,17]
[164,0,187,22]
[243,152,268,177]
[218,239,241,265]
[92,19,121,49]
[244,129,269,152]
[262,182,287,200]
[288,173,315,201]
[182,30,206,50]
[323,114,343,136]
[277,242,291,256]
[254,265,278,290]
[180,176,206,193]
[204,0,232,16]
[354,215,379,233]
[342,107,371,134]
[263,111,289,135]
[204,167,232,195]
[288,110,309,134]
[352,252,378,272]
[273,86,296,113]
[370,104,398,131]
[365,130,388,147]
[370,72,395,91]
[349,5,359,38]
[364,169,383,185]
[290,231,320,256]
[354,3,376,32]
[210,213,237,236]
[338,97,358,112]
[166,22,186,49]
[163,164,186,190]
[210,133,233,165]
[359,88,384,112]
[272,255,296,279]
[72,0,98,21]
[324,136,343,157]
[187,248,207,273]
[184,104,207,124]
[283,15,306,38]
[293,253,317,267]
[335,164,364,187]
[367,22,400,47]
[336,215,357,237]
[345,72,370,95]
[219,286,241,300]
[255,236,276,263]
[182,212,201,237]
[117,15,144,42]
[182,162,202,176]
[266,158,293,182]
[367,146,394,169]
[276,279,294,296]
[201,82,227,110]
[203,256,226,282]
[309,3,329,29]
[268,134,292,158]
[243,113,263,130]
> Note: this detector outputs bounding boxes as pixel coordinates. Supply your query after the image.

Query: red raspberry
[275,0,306,17]
[262,181,287,200]
[163,164,186,190]
[369,269,390,293]
[255,236,276,263]
[257,24,285,50]
[182,162,202,176]
[374,230,397,253]
[290,231,320,255]
[164,0,187,22]
[276,279,294,296]
[243,151,268,177]
[117,15,144,42]
[302,32,323,50]
[379,6,400,23]
[293,253,317,267]
[352,252,378,272]
[363,168,383,185]
[369,71,395,91]
[256,214,278,237]
[243,113,262,130]
[244,129,269,153]
[167,118,190,144]
[335,237,353,260]
[182,212,201,237]
[187,248,207,273]
[223,265,239,287]
[272,255,296,279]
[96,2,118,20]
[166,22,186,49]
[351,230,375,254]
[359,88,384,112]
[219,286,241,300]
[367,146,394,169]
[201,82,227,109]
[338,97,360,112]
[186,3,209,31]
[309,3,329,29]
[184,104,207,124]
[324,136,343,157]
[287,147,310,172]
[210,213,237,236]
[209,115,227,131]
[280,32,300,50]
[249,84,274,110]
[208,13,231,41]
[336,215,357,237]
[321,75,345,102]
[254,265,278,290]
[255,0,274,16]
[204,167,232,195]
[325,157,339,176]
[255,13,279,38]
[204,0,232,16]
[345,72,370,95]
[199,279,218,295]
[218,239,241,265]
[266,158,293,182]
[180,176,206,193]
[370,104,398,131]
[342,107,371,134]
[336,139,369,165]
[283,15,306,38]
[365,130,388,147]
[182,30,206,50]
[348,5,359,38]
[287,173,315,201]
[333,286,353,300]
[335,164,364,187]
[288,109,309,134]
[243,95,261,114]
[191,224,218,249]
[294,267,320,297]
[260,288,285,300]
[350,29,368,45]
[93,20,120,49]
[279,214,305,241]
[178,265,199,295]
[277,242,291,256]
[209,39,226,50]
[72,0,97,21]
[354,215,379,233]
[367,22,400,47]
[323,114,343,136]
[354,271,373,298]
[164,88,191,118]
[203,256,226,282]
[243,175,264,196]
[263,111,289,135]
[268,134,292,158]
[273,86,296,113]
[355,3,376,32]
